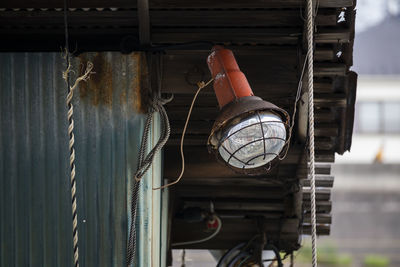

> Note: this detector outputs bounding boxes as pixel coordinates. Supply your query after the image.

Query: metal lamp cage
[208,96,291,176]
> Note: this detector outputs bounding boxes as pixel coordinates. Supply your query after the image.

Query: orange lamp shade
[207,45,254,108]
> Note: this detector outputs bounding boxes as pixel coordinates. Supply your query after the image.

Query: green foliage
[295,243,352,266]
[364,255,390,267]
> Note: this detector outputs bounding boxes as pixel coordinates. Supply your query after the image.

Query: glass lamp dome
[218,111,287,169]
[207,96,290,175]
[206,46,290,175]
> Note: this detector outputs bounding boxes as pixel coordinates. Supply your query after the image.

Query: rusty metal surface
[0,52,155,267]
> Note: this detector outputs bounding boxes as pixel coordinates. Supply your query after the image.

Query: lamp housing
[206,46,290,175]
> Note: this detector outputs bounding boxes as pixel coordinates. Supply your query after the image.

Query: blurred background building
[173,0,400,266]
[328,0,400,266]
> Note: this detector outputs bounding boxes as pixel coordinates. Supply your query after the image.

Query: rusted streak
[77,52,148,113]
[132,52,151,114]
[78,53,113,107]
[130,53,143,113]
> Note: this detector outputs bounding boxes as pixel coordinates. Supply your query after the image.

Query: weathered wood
[171,217,299,249]
[304,213,332,224]
[314,93,347,106]
[165,95,294,108]
[315,48,336,61]
[137,0,151,45]
[149,0,353,8]
[178,176,297,186]
[0,0,134,8]
[183,200,285,212]
[314,80,334,93]
[315,151,335,162]
[164,145,303,179]
[166,100,338,126]
[177,175,330,187]
[149,10,337,27]
[168,120,338,136]
[303,201,332,213]
[162,50,298,94]
[152,28,351,44]
[0,10,137,26]
[176,185,285,199]
[302,175,334,187]
[175,185,330,201]
[1,0,354,8]
[314,123,339,137]
[315,109,335,122]
[183,199,331,213]
[167,106,218,121]
[315,137,335,150]
[163,46,335,61]
[303,224,330,235]
[164,145,333,180]
[314,63,347,76]
[164,158,301,179]
[303,188,331,201]
[314,163,332,175]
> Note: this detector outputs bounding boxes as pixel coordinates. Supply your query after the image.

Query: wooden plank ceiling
[0,0,357,254]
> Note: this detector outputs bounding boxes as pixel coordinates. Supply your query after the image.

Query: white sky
[356,0,400,32]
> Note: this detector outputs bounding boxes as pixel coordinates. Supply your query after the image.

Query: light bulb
[218,111,286,169]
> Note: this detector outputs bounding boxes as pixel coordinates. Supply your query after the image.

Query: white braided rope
[306,0,318,266]
[67,87,79,267]
[63,59,93,267]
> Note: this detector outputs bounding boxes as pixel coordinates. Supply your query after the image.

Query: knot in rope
[127,93,172,266]
[133,94,173,182]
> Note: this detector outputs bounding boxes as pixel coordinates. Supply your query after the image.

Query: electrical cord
[171,216,222,247]
[216,243,246,267]
[262,244,283,267]
[217,241,283,267]
[227,251,251,267]
[153,78,213,190]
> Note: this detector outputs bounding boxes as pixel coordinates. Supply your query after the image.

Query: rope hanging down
[305,0,318,266]
[126,94,172,266]
[63,1,93,266]
[127,54,213,265]
[126,55,172,266]
[63,3,80,267]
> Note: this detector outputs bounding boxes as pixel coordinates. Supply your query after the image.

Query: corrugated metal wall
[0,52,165,267]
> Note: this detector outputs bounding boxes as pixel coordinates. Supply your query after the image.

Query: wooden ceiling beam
[137,0,151,45]
[149,10,338,27]
[151,28,351,44]
[175,175,333,187]
[0,9,337,28]
[0,0,354,9]
[175,186,331,201]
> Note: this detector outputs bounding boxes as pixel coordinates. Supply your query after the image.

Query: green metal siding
[0,52,164,267]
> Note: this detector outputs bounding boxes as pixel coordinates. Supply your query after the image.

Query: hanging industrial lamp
[207,46,290,175]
